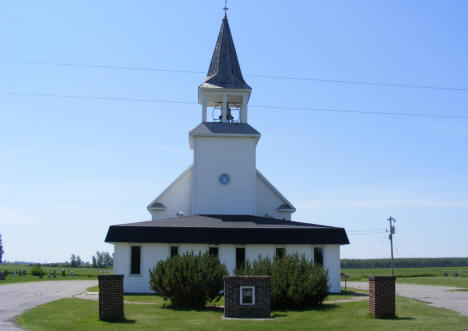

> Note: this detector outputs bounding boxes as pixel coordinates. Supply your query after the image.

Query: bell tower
[198,13,252,124]
[190,13,259,215]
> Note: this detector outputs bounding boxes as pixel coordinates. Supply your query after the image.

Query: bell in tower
[199,13,252,123]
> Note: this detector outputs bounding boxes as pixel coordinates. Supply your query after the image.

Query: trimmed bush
[149,252,227,308]
[235,253,329,309]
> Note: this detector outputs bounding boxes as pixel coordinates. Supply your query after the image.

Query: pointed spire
[201,15,251,90]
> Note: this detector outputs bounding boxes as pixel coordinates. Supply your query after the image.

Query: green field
[16,295,468,331]
[342,266,468,279]
[341,266,468,289]
[0,263,111,284]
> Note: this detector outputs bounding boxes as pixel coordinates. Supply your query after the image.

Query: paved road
[345,281,468,317]
[0,280,97,331]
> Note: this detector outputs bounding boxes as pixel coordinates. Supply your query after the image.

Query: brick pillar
[224,276,271,318]
[98,275,124,321]
[368,276,396,318]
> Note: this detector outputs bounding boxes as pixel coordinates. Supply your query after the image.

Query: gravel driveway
[345,281,468,317]
[0,280,97,331]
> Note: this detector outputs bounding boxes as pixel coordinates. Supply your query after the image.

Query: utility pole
[387,216,396,276]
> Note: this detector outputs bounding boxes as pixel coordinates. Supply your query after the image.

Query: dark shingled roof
[149,202,166,209]
[105,214,349,245]
[277,204,295,211]
[201,15,251,90]
[190,122,260,136]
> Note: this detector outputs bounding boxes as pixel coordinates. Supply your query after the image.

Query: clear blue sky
[1,1,467,263]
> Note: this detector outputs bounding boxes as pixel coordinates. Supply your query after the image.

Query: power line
[347,232,387,236]
[347,227,387,233]
[0,59,205,75]
[1,91,198,105]
[2,59,468,93]
[252,104,468,119]
[348,231,387,235]
[2,91,468,120]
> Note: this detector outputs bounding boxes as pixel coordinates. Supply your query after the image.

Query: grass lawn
[86,288,362,304]
[0,274,100,285]
[16,295,468,331]
[0,264,110,285]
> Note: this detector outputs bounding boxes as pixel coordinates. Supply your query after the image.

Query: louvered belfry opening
[199,14,252,124]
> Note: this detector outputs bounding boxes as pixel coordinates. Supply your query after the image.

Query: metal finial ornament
[223,0,229,16]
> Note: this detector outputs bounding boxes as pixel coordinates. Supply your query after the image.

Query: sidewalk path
[344,281,468,317]
[0,280,97,331]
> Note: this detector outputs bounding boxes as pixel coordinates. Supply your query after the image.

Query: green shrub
[149,252,228,308]
[31,264,44,276]
[235,253,329,309]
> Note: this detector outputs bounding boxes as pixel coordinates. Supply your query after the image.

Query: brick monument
[224,276,271,318]
[368,276,396,318]
[98,274,124,321]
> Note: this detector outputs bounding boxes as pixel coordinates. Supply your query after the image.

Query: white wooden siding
[192,136,257,215]
[114,243,340,294]
[113,243,169,293]
[256,174,292,220]
[150,166,193,220]
[323,245,341,293]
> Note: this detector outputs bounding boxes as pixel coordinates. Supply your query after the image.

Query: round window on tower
[218,173,230,185]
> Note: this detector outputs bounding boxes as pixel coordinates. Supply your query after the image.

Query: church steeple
[198,14,252,123]
[201,15,251,90]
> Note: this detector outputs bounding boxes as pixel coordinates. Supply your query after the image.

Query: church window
[275,248,285,258]
[209,247,219,257]
[170,246,179,258]
[314,247,324,266]
[236,247,245,269]
[130,246,141,275]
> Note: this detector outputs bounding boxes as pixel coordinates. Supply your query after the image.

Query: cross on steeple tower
[223,0,228,16]
[198,12,252,123]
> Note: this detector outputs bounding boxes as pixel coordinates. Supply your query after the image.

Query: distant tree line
[92,251,113,268]
[341,257,468,269]
[69,254,83,267]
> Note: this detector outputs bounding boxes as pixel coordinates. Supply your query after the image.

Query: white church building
[105,13,349,293]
